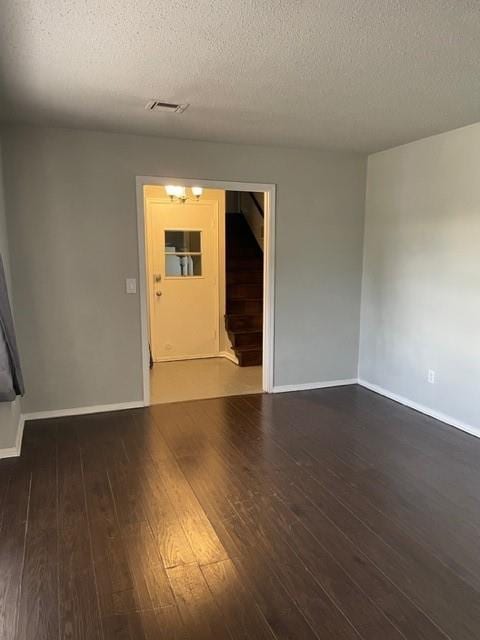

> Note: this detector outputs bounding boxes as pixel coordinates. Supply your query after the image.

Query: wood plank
[117,415,196,568]
[77,412,130,474]
[231,550,322,640]
[16,424,58,640]
[136,461,196,569]
[121,522,174,609]
[167,563,231,640]
[102,606,187,640]
[176,455,322,639]
[152,455,229,566]
[102,610,159,640]
[201,559,276,640]
[179,440,363,639]
[0,461,31,640]
[0,459,14,523]
[57,426,103,640]
[125,409,173,463]
[82,465,174,615]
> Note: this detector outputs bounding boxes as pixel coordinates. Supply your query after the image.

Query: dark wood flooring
[1,385,480,639]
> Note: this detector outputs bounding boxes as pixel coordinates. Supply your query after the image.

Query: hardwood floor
[1,385,480,639]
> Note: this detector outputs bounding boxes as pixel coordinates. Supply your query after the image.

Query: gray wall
[0,139,22,447]
[359,122,480,430]
[2,125,366,413]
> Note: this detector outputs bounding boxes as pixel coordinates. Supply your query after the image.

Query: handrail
[249,192,264,218]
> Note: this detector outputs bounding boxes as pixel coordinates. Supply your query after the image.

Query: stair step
[227,283,263,300]
[237,348,262,367]
[226,270,263,284]
[229,330,262,348]
[225,314,263,331]
[226,258,263,271]
[227,299,262,315]
[227,246,262,259]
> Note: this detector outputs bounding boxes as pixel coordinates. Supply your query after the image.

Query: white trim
[151,352,239,364]
[22,400,145,422]
[219,350,239,365]
[136,176,276,403]
[358,379,480,439]
[0,413,25,459]
[153,353,228,363]
[0,446,19,459]
[273,378,358,393]
[137,181,151,406]
[15,414,24,453]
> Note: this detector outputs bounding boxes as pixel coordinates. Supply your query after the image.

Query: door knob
[156,291,162,297]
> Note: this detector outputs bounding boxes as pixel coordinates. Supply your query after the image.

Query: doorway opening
[136,178,275,405]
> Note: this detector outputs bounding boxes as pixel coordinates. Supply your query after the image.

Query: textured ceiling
[1,1,480,152]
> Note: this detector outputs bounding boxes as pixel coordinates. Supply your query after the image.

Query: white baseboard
[0,413,25,459]
[358,379,480,439]
[273,378,358,393]
[154,353,222,363]
[153,352,240,365]
[219,350,240,365]
[0,446,19,459]
[22,400,145,423]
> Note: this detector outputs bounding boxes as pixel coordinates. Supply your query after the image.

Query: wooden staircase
[225,213,263,366]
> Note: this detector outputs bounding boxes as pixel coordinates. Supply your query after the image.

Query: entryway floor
[150,357,262,404]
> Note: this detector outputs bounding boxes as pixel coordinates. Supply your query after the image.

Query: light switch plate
[126,278,137,294]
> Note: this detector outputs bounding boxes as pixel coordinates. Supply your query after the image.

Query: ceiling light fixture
[165,185,203,203]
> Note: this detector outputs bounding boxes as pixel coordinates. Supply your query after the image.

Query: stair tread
[226,270,263,274]
[226,313,262,318]
[225,314,263,332]
[233,344,263,352]
[229,328,262,334]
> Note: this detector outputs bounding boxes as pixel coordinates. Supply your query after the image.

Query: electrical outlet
[428,369,435,384]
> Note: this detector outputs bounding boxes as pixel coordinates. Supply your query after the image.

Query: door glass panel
[165,230,202,277]
[165,230,201,254]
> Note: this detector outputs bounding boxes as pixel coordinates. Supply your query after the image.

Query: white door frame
[136,176,276,404]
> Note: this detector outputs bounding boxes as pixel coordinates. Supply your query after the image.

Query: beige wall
[360,122,480,433]
[2,125,366,414]
[144,186,234,360]
[0,139,22,449]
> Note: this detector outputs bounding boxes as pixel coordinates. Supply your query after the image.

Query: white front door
[147,199,219,362]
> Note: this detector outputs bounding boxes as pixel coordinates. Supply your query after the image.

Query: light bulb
[165,185,186,200]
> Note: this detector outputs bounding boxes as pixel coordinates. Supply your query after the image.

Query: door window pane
[165,230,202,277]
[165,230,201,253]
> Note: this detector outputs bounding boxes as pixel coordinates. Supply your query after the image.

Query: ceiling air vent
[145,100,189,114]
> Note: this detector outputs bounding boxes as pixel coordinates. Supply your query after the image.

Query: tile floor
[149,357,263,404]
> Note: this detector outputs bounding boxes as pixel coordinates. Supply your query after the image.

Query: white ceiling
[1,1,480,153]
